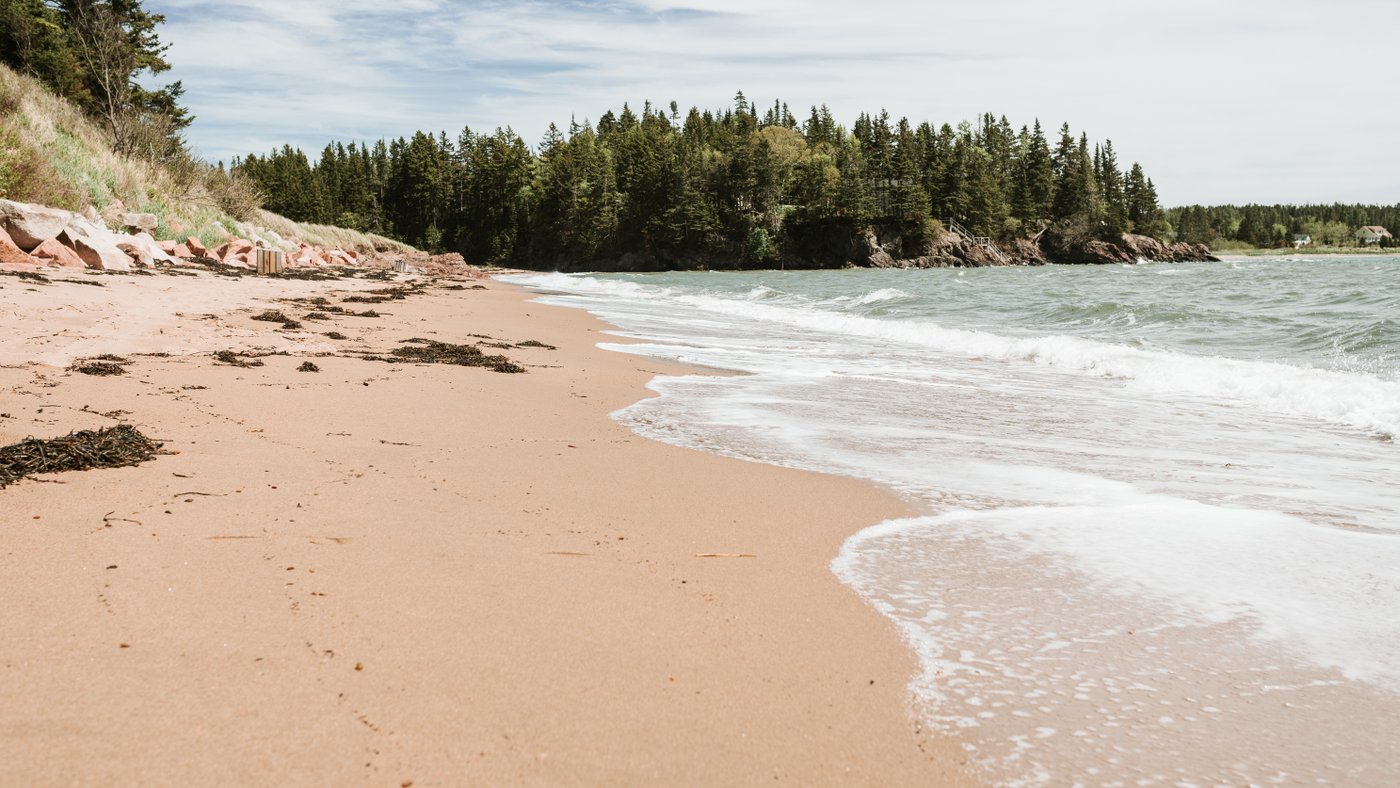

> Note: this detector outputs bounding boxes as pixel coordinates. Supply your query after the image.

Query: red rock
[222,238,254,265]
[31,238,85,268]
[56,230,128,271]
[185,236,208,258]
[158,240,178,255]
[0,226,37,265]
[174,243,192,257]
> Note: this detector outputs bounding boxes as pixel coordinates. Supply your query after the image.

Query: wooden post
[256,248,285,275]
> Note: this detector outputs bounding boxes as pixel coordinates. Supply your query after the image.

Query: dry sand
[0,264,970,785]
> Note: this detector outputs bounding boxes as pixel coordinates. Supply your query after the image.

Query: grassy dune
[0,64,412,254]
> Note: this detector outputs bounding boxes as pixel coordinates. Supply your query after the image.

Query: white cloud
[158,0,1400,204]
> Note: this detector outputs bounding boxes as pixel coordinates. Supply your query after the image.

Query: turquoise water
[504,256,1400,785]
[629,256,1400,381]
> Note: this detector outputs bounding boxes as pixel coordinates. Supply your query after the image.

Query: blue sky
[156,0,1400,206]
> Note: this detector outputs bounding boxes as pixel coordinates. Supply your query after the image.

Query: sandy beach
[0,265,967,786]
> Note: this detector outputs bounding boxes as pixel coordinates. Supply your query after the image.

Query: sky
[156,0,1400,206]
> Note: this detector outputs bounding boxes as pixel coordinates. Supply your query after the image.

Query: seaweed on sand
[69,361,126,376]
[271,268,348,281]
[324,332,348,340]
[251,310,302,330]
[303,312,331,321]
[297,361,321,373]
[213,350,264,367]
[69,355,130,375]
[342,283,427,304]
[373,340,524,374]
[0,270,49,284]
[0,424,163,487]
[191,257,253,277]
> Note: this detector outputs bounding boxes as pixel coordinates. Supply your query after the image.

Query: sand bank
[0,265,968,785]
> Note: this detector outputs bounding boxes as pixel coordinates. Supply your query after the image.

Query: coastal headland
[0,264,969,785]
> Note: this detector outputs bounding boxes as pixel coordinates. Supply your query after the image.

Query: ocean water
[501,256,1400,785]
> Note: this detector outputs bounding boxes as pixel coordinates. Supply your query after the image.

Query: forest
[231,98,1169,268]
[1169,203,1400,248]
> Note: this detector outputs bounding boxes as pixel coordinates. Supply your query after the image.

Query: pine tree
[1098,139,1127,235]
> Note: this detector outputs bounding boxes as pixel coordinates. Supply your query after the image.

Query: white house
[1292,233,1311,249]
[1357,225,1393,245]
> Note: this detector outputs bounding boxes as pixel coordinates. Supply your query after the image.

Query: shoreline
[0,266,968,784]
[1216,247,1398,257]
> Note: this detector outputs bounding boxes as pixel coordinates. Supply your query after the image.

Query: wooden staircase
[945,218,1009,264]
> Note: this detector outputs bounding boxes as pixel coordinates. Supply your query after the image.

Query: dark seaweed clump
[251,310,302,330]
[324,331,348,340]
[297,361,320,373]
[377,339,524,374]
[516,340,556,350]
[303,312,331,321]
[343,284,425,304]
[271,267,348,281]
[0,424,162,487]
[192,257,253,277]
[0,269,49,284]
[69,355,129,376]
[214,350,264,367]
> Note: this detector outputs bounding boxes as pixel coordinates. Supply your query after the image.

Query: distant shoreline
[1215,246,1397,257]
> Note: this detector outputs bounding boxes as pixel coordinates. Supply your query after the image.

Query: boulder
[113,232,174,267]
[58,229,132,271]
[173,243,192,258]
[185,236,208,258]
[0,199,74,251]
[0,226,37,265]
[123,213,159,234]
[158,240,178,255]
[298,248,329,267]
[218,238,254,264]
[31,238,86,268]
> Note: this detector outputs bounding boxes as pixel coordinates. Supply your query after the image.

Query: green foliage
[236,97,1166,268]
[0,0,191,160]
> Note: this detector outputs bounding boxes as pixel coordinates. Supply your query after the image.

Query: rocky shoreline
[553,226,1218,273]
[801,227,1217,270]
[0,198,469,275]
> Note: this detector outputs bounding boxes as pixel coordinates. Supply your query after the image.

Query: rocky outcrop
[0,198,382,274]
[1041,229,1217,265]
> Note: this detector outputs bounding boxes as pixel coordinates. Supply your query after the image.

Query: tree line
[1168,204,1400,248]
[233,95,1169,268]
